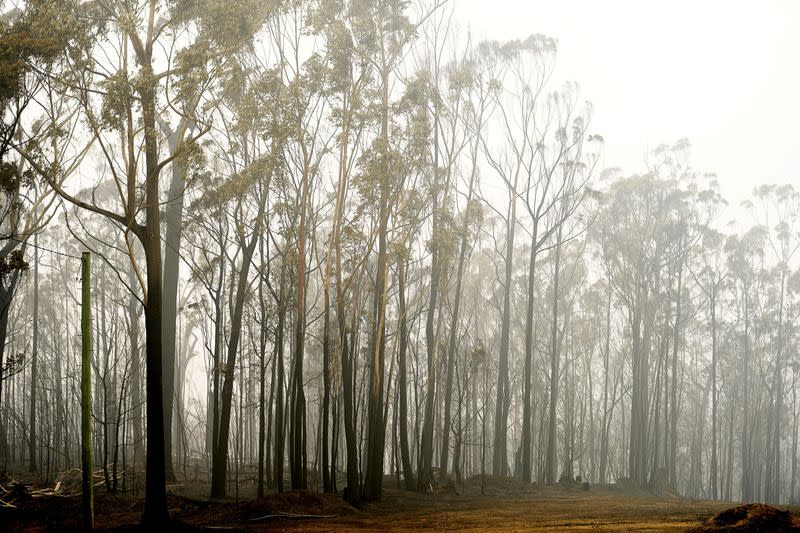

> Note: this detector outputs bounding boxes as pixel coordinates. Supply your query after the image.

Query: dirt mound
[241,490,357,519]
[687,503,800,532]
[462,475,539,497]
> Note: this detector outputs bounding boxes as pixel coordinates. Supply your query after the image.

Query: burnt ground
[687,503,800,533]
[1,473,797,532]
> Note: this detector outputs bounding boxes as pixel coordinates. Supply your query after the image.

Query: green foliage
[463,198,484,228]
[99,70,133,131]
[170,0,279,52]
[174,41,211,104]
[477,33,557,64]
[427,205,459,271]
[389,240,410,263]
[176,137,208,185]
[469,339,488,373]
[725,226,768,279]
[0,1,83,147]
[223,65,290,143]
[501,33,557,58]
[446,60,477,96]
[20,0,96,73]
[353,137,410,214]
[0,27,56,103]
[0,248,28,280]
[217,156,273,204]
[1,350,25,378]
[395,70,434,166]
[315,18,356,94]
[0,160,25,194]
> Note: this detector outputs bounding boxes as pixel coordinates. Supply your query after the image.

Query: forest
[0,0,799,530]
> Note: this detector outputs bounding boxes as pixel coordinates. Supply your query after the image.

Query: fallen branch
[0,480,31,507]
[248,513,336,521]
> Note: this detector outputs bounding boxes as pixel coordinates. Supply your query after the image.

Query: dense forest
[0,0,799,528]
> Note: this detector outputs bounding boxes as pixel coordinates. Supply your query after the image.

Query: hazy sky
[457,0,800,209]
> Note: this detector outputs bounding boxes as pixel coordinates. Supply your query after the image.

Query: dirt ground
[1,474,797,532]
[261,489,736,532]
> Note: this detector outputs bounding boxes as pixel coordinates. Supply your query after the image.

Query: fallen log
[248,512,337,521]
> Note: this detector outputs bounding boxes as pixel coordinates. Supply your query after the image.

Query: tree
[208,54,287,496]
[748,184,800,503]
[0,5,79,463]
[21,0,270,521]
[725,226,767,500]
[357,0,420,501]
[480,35,562,477]
[531,88,597,485]
[692,229,727,499]
[597,174,676,486]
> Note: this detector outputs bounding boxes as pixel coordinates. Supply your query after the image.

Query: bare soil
[1,474,798,532]
[687,503,800,533]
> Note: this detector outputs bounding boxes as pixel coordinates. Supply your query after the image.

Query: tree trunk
[493,194,517,477]
[211,233,260,497]
[418,206,440,492]
[599,282,612,483]
[545,226,563,484]
[669,262,682,488]
[160,148,188,484]
[338,293,360,503]
[321,283,332,492]
[273,274,287,492]
[521,223,539,483]
[140,79,169,525]
[291,169,309,490]
[397,259,414,489]
[28,236,38,473]
[710,283,718,499]
[363,67,391,501]
[0,266,22,465]
[257,241,267,498]
[441,172,477,478]
[127,261,144,480]
[81,253,94,529]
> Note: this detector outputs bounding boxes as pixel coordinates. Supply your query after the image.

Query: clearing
[1,474,797,532]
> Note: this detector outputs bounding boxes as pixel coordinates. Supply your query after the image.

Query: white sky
[456,0,800,208]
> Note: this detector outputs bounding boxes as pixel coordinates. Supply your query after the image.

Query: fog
[0,0,799,529]
[460,0,800,207]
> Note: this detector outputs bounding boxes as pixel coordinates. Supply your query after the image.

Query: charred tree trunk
[28,236,38,473]
[257,241,268,498]
[0,263,23,465]
[669,263,682,488]
[139,77,169,525]
[521,222,539,483]
[290,169,309,491]
[493,195,517,477]
[397,258,414,489]
[419,199,441,492]
[321,283,332,492]
[710,280,719,500]
[211,229,261,497]
[545,226,563,484]
[273,273,287,492]
[441,172,477,478]
[599,282,612,483]
[363,67,391,501]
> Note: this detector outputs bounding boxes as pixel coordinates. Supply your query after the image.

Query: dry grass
[2,475,798,532]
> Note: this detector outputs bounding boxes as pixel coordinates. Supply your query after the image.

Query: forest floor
[1,471,798,532]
